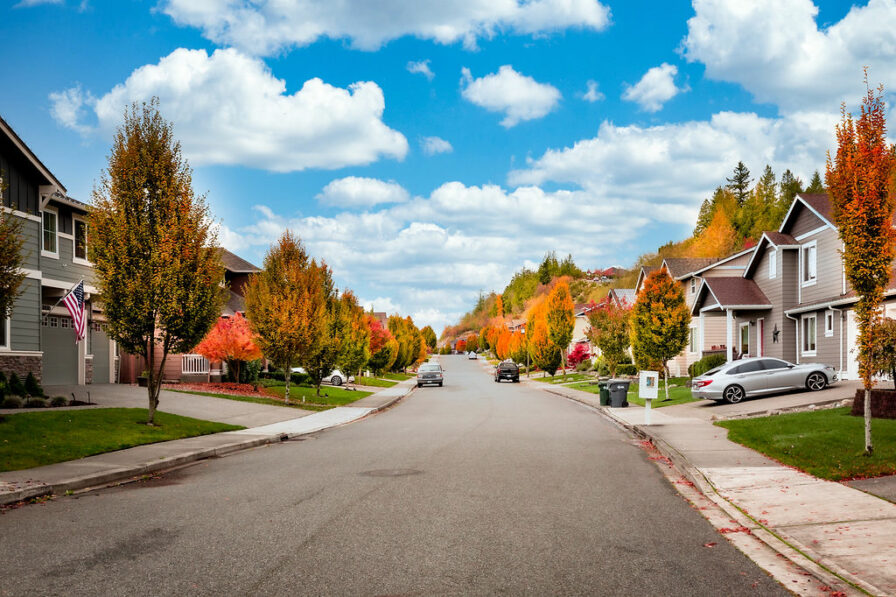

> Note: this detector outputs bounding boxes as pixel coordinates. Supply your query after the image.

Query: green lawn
[717,407,896,481]
[170,389,332,412]
[353,377,398,388]
[383,372,412,381]
[0,409,243,472]
[533,373,594,384]
[261,384,372,406]
[566,377,696,408]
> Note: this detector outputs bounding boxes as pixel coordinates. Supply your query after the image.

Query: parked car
[467,351,477,360]
[291,367,353,386]
[690,357,837,404]
[417,363,444,387]
[494,361,520,383]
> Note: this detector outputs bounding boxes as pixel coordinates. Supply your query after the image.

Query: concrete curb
[0,383,414,507]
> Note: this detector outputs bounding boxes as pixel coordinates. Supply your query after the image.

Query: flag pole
[41,279,84,323]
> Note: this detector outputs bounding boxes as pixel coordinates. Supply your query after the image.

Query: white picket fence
[182,354,210,375]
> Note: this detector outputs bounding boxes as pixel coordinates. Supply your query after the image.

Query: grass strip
[533,373,593,384]
[170,389,332,412]
[260,385,372,406]
[0,408,243,472]
[383,373,412,381]
[717,407,896,481]
[353,377,398,388]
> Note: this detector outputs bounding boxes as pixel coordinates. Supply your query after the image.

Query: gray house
[1,115,113,385]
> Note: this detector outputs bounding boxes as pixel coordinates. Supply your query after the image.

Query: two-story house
[690,193,887,379]
[1,114,114,386]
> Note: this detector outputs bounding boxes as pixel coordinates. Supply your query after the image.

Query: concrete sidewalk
[531,379,896,596]
[0,379,415,507]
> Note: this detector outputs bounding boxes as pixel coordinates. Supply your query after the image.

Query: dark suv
[494,361,520,383]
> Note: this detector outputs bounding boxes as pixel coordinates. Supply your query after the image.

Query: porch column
[726,309,733,362]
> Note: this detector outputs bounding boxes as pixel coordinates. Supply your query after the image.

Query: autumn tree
[508,331,528,364]
[0,182,25,326]
[456,338,467,353]
[826,80,896,455]
[528,317,561,376]
[630,269,690,400]
[90,99,224,424]
[567,343,591,367]
[545,280,575,376]
[872,318,896,391]
[194,313,262,383]
[466,333,479,352]
[496,328,512,360]
[537,251,559,285]
[244,231,326,403]
[689,209,737,258]
[304,266,349,396]
[421,325,437,351]
[586,302,631,377]
[338,291,371,378]
[367,315,398,374]
[389,315,423,372]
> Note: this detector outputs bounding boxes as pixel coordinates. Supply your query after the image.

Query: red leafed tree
[366,314,390,354]
[567,343,591,368]
[194,312,262,382]
[456,339,467,353]
[827,77,896,455]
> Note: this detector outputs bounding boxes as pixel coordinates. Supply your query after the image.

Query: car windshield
[703,366,723,376]
[420,364,441,372]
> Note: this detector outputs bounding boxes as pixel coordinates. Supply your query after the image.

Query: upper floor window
[690,278,696,294]
[801,241,817,286]
[825,310,834,337]
[42,209,58,257]
[768,249,777,279]
[74,218,88,262]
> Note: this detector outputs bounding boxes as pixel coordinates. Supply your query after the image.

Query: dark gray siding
[0,154,40,214]
[9,279,40,352]
[39,229,94,284]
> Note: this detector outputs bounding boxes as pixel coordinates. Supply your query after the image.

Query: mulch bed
[164,382,269,398]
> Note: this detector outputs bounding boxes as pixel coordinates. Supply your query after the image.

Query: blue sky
[2,0,894,334]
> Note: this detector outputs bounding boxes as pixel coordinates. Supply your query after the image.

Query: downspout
[829,306,843,378]
[785,312,800,364]
[726,309,733,362]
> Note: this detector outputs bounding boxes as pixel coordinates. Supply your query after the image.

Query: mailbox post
[639,370,659,425]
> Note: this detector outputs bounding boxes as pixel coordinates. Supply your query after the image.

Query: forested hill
[441,162,825,341]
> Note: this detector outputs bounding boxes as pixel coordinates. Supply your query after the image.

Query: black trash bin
[597,380,610,406]
[608,379,631,407]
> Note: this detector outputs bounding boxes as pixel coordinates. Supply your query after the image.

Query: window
[801,242,817,285]
[74,218,88,262]
[731,360,763,374]
[739,322,750,357]
[802,315,817,355]
[825,310,834,337]
[690,278,697,294]
[759,358,789,370]
[768,249,777,279]
[689,326,698,353]
[42,209,58,256]
[0,316,9,350]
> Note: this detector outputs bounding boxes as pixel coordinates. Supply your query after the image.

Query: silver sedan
[691,357,838,404]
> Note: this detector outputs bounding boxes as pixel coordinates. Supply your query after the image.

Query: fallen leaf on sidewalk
[703,542,717,548]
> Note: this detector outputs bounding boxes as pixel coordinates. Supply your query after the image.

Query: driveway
[41,383,311,428]
[662,379,863,421]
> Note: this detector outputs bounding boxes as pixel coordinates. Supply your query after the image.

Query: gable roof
[609,288,636,308]
[662,257,719,279]
[218,248,261,273]
[634,265,657,294]
[0,114,66,194]
[743,231,800,277]
[780,193,835,234]
[691,277,772,315]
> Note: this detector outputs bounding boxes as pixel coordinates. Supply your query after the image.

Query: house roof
[662,257,719,279]
[780,193,836,234]
[634,265,657,293]
[764,231,798,246]
[692,277,772,314]
[218,248,261,273]
[222,290,245,317]
[609,288,636,307]
[743,231,801,278]
[0,113,66,194]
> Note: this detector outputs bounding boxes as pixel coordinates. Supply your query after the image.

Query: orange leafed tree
[456,339,467,353]
[496,328,512,360]
[688,209,738,258]
[194,312,262,382]
[826,77,896,455]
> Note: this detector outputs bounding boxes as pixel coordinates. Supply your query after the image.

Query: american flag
[62,281,87,343]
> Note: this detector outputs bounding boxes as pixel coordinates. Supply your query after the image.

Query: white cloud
[317,177,410,208]
[461,65,561,127]
[421,136,453,155]
[407,60,434,80]
[160,0,611,55]
[14,0,62,6]
[509,110,837,207]
[681,0,896,112]
[581,80,604,102]
[622,63,684,112]
[49,47,407,172]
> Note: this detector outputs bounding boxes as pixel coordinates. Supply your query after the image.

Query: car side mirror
[788,365,795,369]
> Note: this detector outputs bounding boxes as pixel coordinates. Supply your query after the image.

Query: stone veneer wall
[0,355,42,382]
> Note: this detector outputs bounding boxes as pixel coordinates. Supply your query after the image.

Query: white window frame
[73,216,90,265]
[768,248,777,279]
[0,315,10,350]
[801,241,817,287]
[41,207,59,258]
[690,278,697,294]
[739,322,750,358]
[688,325,698,354]
[802,314,817,356]
[825,310,834,337]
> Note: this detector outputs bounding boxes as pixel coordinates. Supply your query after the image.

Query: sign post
[639,370,659,425]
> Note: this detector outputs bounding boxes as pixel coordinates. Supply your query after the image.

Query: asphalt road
[0,356,788,596]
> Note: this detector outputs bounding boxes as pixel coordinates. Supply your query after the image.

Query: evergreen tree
[806,170,825,193]
[779,169,803,209]
[693,197,714,235]
[741,165,779,238]
[726,161,752,206]
[537,251,559,285]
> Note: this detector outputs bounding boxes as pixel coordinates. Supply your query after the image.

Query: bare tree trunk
[864,387,874,455]
[146,339,157,425]
[663,363,670,401]
[284,361,291,404]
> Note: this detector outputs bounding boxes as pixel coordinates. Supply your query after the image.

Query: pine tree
[726,161,752,206]
[779,169,803,211]
[806,170,825,193]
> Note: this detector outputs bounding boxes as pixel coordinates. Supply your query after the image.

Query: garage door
[41,315,79,385]
[91,325,110,384]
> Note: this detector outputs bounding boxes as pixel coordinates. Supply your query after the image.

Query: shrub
[1,395,23,409]
[616,364,638,376]
[690,354,727,378]
[25,372,43,397]
[575,358,592,372]
[24,397,47,408]
[7,373,26,397]
[290,372,312,386]
[50,395,69,407]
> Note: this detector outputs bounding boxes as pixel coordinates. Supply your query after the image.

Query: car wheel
[806,372,827,391]
[331,375,343,386]
[438,382,443,387]
[723,384,745,404]
[417,383,422,388]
